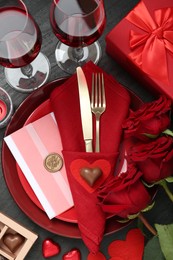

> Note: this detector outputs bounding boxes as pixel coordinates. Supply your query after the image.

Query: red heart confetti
[87,251,106,260]
[70,159,111,193]
[108,229,144,260]
[62,248,81,260]
[42,238,61,258]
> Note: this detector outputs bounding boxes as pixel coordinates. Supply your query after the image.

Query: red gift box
[106,0,173,100]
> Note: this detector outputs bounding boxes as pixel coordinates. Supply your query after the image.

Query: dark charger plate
[1,78,142,238]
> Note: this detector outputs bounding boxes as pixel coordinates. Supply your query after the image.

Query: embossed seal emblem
[44,153,63,173]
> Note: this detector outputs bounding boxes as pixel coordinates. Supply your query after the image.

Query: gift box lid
[106,0,173,100]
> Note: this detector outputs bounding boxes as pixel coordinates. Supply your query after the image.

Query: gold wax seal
[44,153,63,173]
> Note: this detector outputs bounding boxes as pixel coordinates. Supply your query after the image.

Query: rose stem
[159,180,173,202]
[138,212,157,236]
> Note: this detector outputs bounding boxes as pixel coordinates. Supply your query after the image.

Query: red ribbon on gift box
[126,1,173,86]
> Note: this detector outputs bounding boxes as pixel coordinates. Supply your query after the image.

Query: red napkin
[50,61,130,253]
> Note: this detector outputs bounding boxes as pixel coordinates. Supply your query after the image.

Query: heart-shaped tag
[62,249,81,260]
[70,159,111,193]
[80,167,102,186]
[42,238,61,258]
[2,233,25,253]
[108,229,144,259]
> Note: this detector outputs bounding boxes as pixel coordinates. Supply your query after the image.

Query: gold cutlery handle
[85,140,93,152]
[95,115,100,152]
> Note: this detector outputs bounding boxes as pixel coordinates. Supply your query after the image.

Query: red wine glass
[0,0,50,93]
[50,0,106,74]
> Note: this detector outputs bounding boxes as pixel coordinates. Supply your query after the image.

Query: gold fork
[91,73,106,152]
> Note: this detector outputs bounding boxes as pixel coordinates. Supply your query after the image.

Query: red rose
[122,96,171,139]
[97,163,151,219]
[127,136,173,183]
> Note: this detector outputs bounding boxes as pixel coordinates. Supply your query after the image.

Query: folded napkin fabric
[50,61,130,253]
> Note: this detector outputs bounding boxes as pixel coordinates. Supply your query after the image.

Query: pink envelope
[4,113,74,219]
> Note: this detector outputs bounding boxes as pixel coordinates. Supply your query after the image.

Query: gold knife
[76,67,93,152]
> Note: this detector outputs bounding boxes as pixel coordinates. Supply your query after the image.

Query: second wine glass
[50,0,106,74]
[0,0,50,93]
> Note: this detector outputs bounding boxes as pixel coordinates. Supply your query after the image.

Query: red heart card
[108,229,144,260]
[70,159,111,193]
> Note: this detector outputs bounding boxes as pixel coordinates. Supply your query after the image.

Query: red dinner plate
[2,78,143,237]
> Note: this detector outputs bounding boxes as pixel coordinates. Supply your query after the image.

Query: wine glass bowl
[0,0,50,93]
[0,5,42,68]
[50,0,106,74]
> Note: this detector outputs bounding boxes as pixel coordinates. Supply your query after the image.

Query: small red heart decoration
[42,238,61,258]
[80,167,102,186]
[108,229,144,260]
[62,248,81,260]
[70,159,111,193]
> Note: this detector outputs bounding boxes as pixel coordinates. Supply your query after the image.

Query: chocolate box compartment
[0,213,38,260]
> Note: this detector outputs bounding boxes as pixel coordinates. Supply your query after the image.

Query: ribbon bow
[126,1,173,86]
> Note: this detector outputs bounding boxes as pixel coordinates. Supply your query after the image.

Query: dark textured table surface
[0,0,173,259]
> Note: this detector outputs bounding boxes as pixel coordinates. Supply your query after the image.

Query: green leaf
[143,236,165,260]
[116,218,130,223]
[165,176,173,183]
[127,212,139,220]
[142,179,155,188]
[143,133,159,138]
[162,129,173,137]
[141,201,155,213]
[155,224,173,260]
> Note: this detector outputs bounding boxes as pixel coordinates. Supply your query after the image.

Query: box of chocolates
[106,0,173,100]
[0,212,38,260]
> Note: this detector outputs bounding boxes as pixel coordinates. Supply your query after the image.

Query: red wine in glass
[0,7,42,68]
[0,0,50,93]
[50,0,106,74]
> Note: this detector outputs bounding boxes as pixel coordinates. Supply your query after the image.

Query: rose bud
[127,136,173,183]
[122,95,171,140]
[98,163,151,219]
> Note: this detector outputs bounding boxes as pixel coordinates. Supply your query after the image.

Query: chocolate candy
[2,233,25,253]
[80,167,103,186]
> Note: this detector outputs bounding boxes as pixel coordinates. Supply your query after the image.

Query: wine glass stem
[20,64,33,78]
[72,47,84,62]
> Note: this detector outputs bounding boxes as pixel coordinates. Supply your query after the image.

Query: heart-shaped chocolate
[80,167,103,187]
[2,233,25,253]
[42,238,61,258]
[63,249,81,260]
